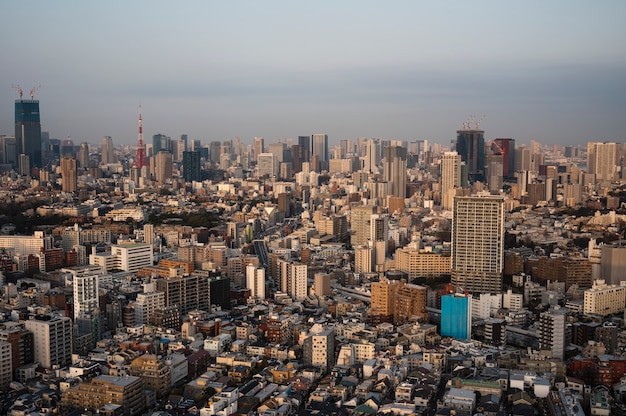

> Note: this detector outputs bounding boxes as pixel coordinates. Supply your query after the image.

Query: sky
[1,1,625,147]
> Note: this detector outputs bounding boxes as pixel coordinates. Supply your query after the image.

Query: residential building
[24,315,72,369]
[452,195,504,294]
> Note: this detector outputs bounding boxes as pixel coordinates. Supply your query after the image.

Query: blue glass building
[15,99,42,168]
[441,294,472,340]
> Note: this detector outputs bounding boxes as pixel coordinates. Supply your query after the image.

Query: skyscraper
[77,142,90,168]
[155,150,173,183]
[452,195,504,294]
[182,151,201,182]
[456,128,485,182]
[15,98,42,168]
[441,151,462,210]
[587,141,621,183]
[383,145,407,198]
[100,136,115,165]
[312,134,328,165]
[254,137,264,162]
[60,157,77,193]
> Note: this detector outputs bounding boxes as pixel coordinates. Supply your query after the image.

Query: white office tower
[452,195,504,294]
[587,141,620,183]
[539,306,567,360]
[246,264,266,300]
[362,139,381,174]
[25,315,72,369]
[441,151,462,210]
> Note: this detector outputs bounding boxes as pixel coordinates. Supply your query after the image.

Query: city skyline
[1,1,625,146]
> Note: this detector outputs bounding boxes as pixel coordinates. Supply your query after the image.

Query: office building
[441,294,472,340]
[155,150,173,182]
[456,128,485,182]
[383,145,407,198]
[24,315,72,369]
[363,139,381,173]
[100,136,116,164]
[350,205,376,246]
[393,283,428,323]
[156,274,209,315]
[314,272,331,297]
[394,248,451,279]
[109,243,153,273]
[77,142,90,168]
[254,137,264,161]
[15,98,42,168]
[452,195,504,294]
[539,307,567,360]
[601,245,626,285]
[583,279,626,316]
[441,151,462,210]
[587,141,620,183]
[485,153,503,193]
[18,153,30,176]
[493,138,515,178]
[182,150,201,182]
[61,157,77,193]
[246,264,266,300]
[257,153,278,177]
[312,134,328,165]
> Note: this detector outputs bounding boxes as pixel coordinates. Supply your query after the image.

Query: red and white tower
[135,106,147,168]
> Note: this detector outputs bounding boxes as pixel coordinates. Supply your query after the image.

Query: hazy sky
[1,1,625,147]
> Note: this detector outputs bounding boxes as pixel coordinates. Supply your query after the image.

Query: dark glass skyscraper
[182,151,201,182]
[15,99,42,168]
[456,129,485,182]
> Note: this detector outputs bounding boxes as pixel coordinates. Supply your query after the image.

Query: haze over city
[1,1,625,146]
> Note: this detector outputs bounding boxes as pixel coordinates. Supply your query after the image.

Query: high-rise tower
[456,124,485,182]
[452,195,504,294]
[441,151,462,210]
[61,157,77,193]
[100,136,115,164]
[14,86,42,168]
[135,107,147,168]
[383,145,407,198]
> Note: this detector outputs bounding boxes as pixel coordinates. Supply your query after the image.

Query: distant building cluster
[0,97,625,414]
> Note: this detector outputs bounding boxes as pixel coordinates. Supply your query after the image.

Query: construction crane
[475,115,485,130]
[30,85,41,99]
[12,84,23,99]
